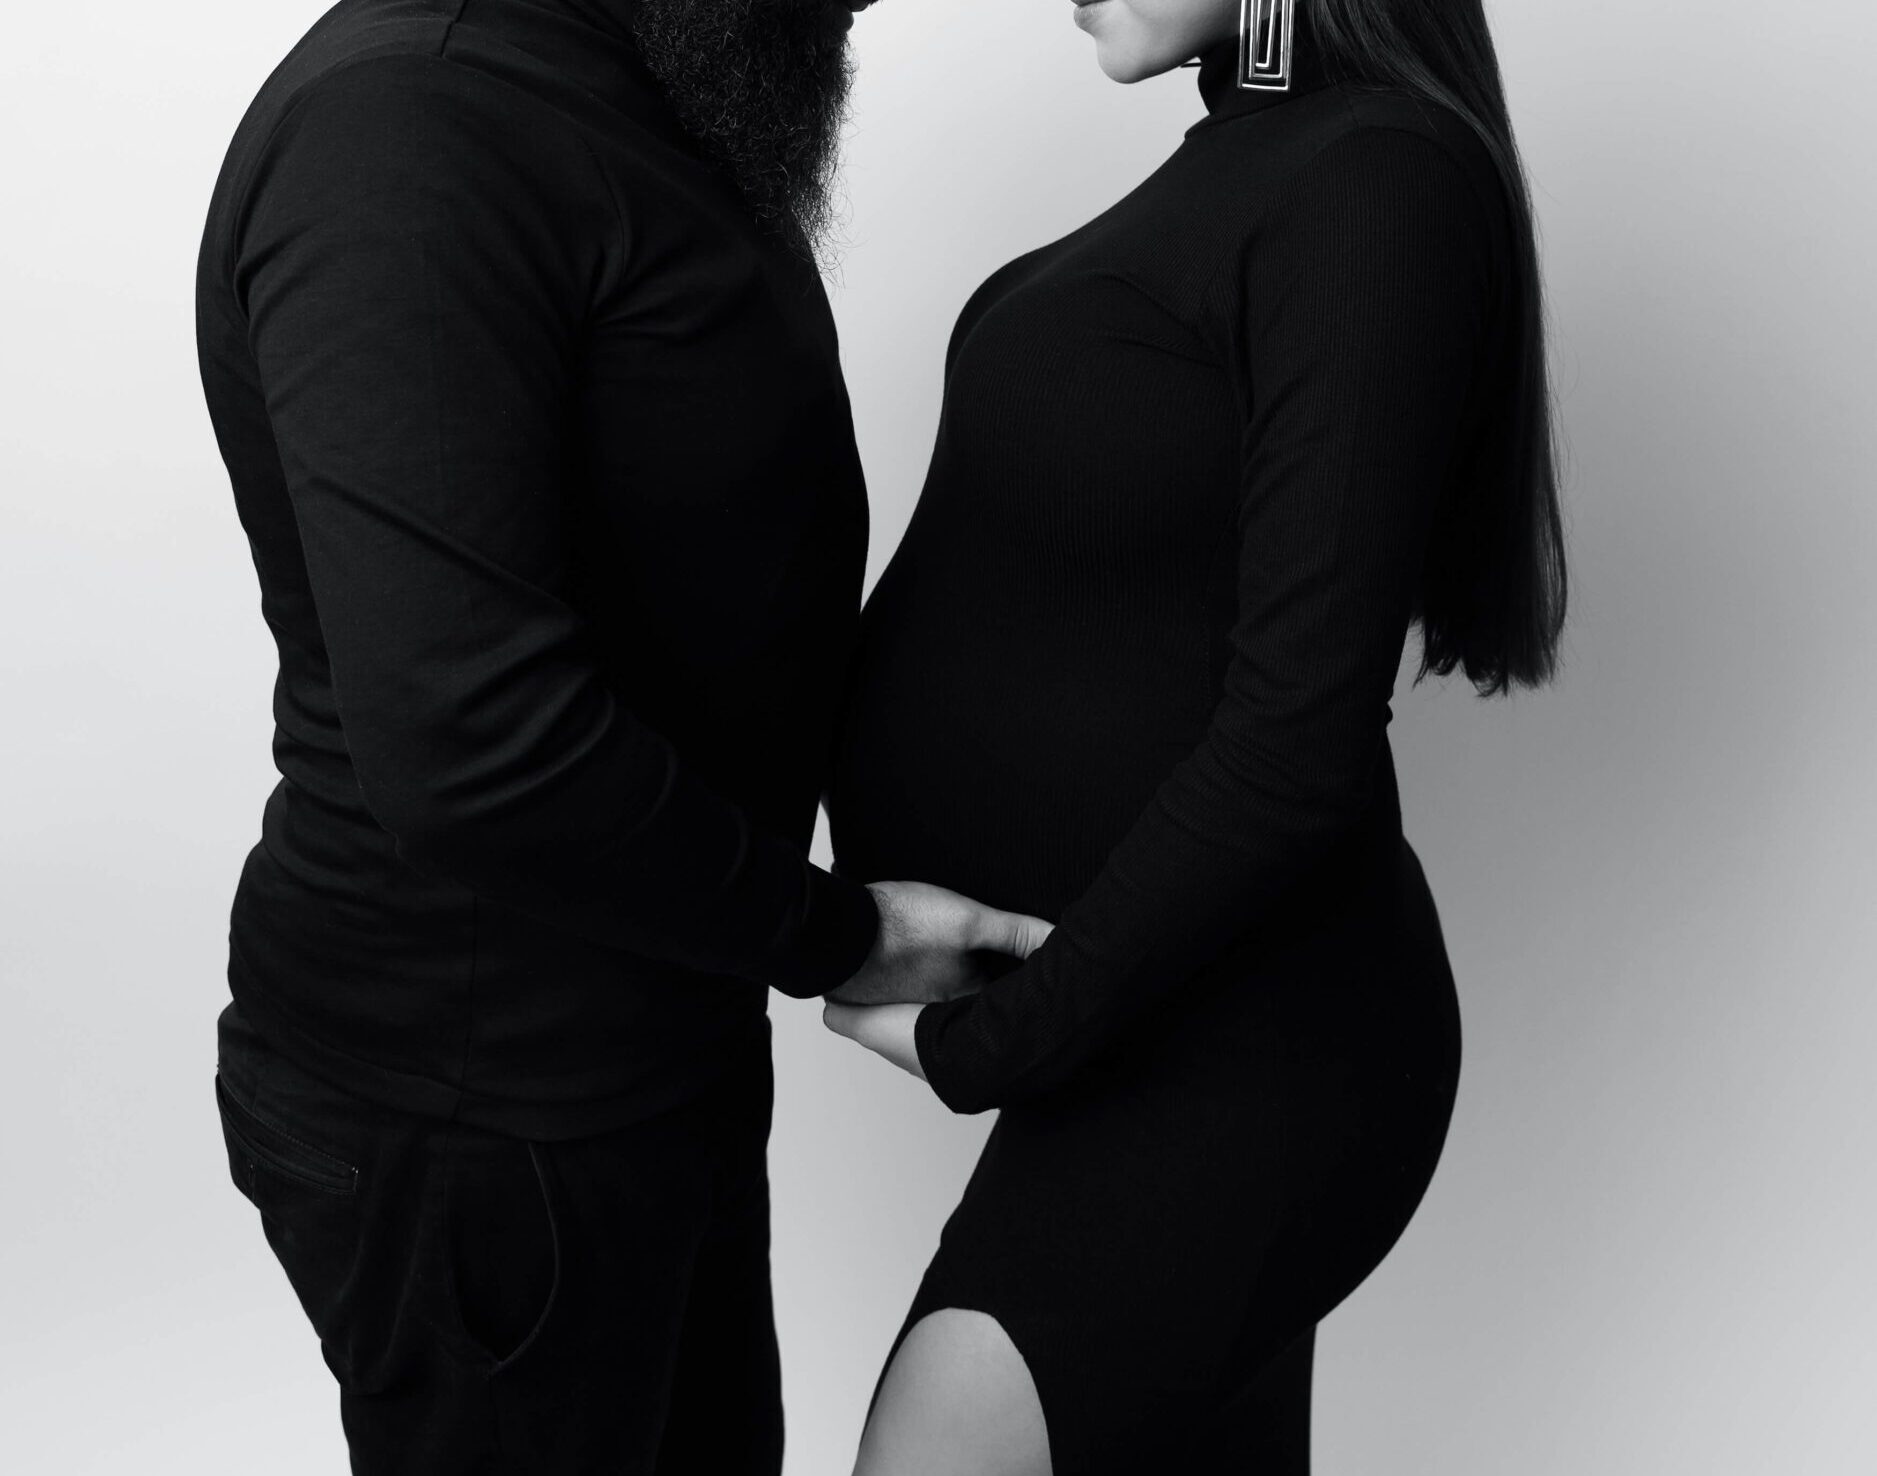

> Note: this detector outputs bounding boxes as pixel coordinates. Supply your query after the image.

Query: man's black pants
[213,1002,784,1474]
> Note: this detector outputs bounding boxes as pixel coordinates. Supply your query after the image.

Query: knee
[901,1308,1026,1390]
[855,1308,1051,1476]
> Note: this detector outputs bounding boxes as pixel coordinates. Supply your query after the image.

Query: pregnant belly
[828,629,1212,919]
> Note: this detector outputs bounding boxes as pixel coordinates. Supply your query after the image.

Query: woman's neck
[1193,6,1339,127]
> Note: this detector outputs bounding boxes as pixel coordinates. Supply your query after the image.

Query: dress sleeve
[912,126,1501,1111]
[230,59,878,998]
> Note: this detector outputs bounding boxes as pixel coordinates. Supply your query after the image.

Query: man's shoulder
[231,20,552,166]
[233,0,459,137]
[205,8,612,254]
[200,12,623,306]
[217,1,713,224]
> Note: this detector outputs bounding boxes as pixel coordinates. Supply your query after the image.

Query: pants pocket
[214,1069,366,1376]
[440,1127,563,1376]
[215,1070,359,1198]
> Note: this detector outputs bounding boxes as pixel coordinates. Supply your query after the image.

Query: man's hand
[826,880,1053,1007]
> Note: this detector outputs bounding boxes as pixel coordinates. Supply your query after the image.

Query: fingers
[1008,911,1054,959]
[971,905,1055,960]
[865,880,1054,965]
[822,1002,928,1081]
[823,1000,863,1039]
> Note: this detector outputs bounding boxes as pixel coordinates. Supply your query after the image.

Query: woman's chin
[1096,54,1138,83]
[1097,51,1176,85]
[1091,37,1190,86]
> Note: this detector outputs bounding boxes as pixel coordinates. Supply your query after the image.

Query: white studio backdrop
[2,1,1874,1471]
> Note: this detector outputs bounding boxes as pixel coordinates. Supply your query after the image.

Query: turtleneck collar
[1189,5,1341,136]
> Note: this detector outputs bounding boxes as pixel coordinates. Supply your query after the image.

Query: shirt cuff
[762,863,881,1000]
[913,991,997,1115]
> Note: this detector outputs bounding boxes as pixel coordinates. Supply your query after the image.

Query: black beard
[626,0,854,262]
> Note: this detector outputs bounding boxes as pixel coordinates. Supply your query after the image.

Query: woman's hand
[826,880,1054,1008]
[826,887,1051,1085]
[821,1000,928,1082]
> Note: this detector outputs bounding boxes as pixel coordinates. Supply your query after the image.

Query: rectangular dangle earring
[1238,0,1296,92]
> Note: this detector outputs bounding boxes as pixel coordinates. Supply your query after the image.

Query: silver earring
[1238,0,1296,92]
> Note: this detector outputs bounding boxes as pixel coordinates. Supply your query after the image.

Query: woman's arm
[908,126,1504,1112]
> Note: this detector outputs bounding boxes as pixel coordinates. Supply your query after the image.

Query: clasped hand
[821,880,1052,1083]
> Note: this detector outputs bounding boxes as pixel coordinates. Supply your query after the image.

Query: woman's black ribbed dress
[828,34,1511,1474]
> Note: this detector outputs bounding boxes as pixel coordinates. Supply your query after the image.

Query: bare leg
[853,1308,1052,1476]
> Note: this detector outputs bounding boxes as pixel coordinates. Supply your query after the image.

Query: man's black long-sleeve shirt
[196,0,879,1137]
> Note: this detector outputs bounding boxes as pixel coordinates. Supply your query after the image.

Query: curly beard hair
[625,0,855,263]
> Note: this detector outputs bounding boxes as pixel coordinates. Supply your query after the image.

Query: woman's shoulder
[1181,85,1512,345]
[1174,84,1511,304]
[1274,86,1507,241]
[1186,83,1500,225]
[1338,86,1501,195]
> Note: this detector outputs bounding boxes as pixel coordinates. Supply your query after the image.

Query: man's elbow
[353,769,501,882]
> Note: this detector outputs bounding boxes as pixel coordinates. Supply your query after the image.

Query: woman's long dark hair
[1309,0,1567,694]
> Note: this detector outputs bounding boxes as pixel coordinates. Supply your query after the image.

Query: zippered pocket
[215,1072,359,1197]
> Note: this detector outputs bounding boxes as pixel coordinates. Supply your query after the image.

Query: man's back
[196,0,876,1138]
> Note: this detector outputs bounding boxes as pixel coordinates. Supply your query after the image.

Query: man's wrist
[765,863,881,1000]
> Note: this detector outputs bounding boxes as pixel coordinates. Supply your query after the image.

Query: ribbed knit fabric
[829,52,1513,1116]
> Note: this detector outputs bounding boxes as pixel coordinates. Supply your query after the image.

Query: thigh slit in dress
[828,45,1514,1476]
